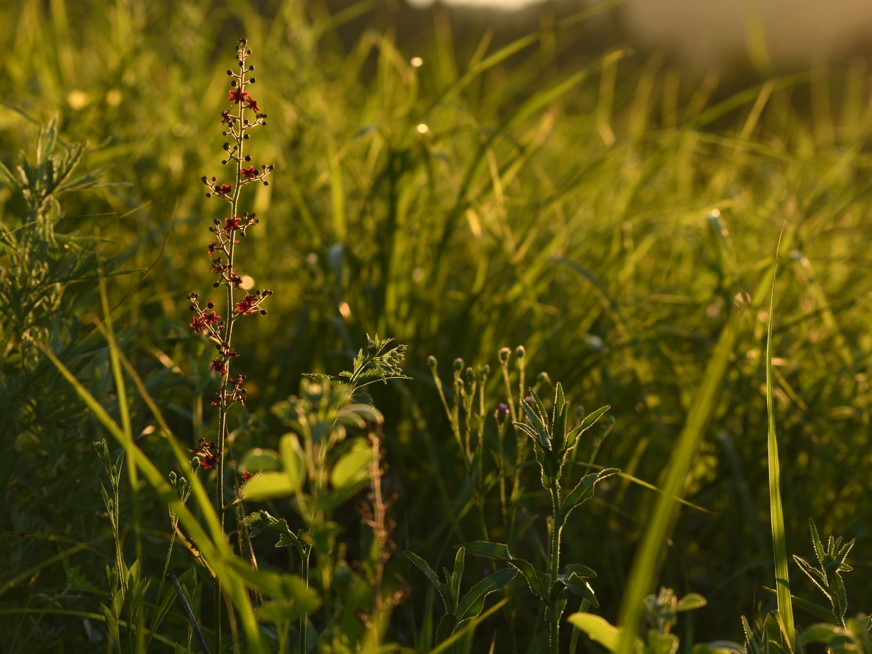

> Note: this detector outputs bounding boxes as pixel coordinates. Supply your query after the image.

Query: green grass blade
[615,308,740,653]
[765,234,796,645]
[97,266,145,651]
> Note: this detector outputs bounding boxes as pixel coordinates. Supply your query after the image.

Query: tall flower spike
[187,38,274,651]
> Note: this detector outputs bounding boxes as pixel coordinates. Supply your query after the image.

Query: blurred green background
[1,0,870,648]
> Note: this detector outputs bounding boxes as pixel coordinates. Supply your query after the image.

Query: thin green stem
[548,481,561,654]
[213,41,249,654]
[299,544,311,654]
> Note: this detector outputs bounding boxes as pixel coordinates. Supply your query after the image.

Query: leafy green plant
[742,521,871,654]
[462,381,618,653]
[404,546,516,651]
[239,335,409,652]
[93,439,203,652]
[570,586,741,653]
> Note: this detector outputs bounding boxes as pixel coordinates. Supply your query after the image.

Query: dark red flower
[191,438,220,469]
[210,357,228,375]
[190,310,220,334]
[224,215,242,231]
[229,89,251,104]
[241,166,257,179]
[235,293,257,315]
[221,109,233,125]
[215,184,232,197]
[245,97,260,114]
[241,470,253,481]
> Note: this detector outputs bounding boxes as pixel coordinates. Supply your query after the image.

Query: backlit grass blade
[97,267,145,651]
[765,234,796,646]
[615,219,797,652]
[615,304,740,654]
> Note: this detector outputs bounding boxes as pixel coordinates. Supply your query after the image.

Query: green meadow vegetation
[1,0,870,651]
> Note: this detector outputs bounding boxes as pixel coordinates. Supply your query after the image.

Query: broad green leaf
[278,434,305,491]
[675,593,707,612]
[561,574,599,608]
[257,597,318,623]
[225,558,319,613]
[338,403,384,428]
[562,563,597,579]
[241,472,296,502]
[799,623,852,644]
[240,448,282,474]
[330,440,371,491]
[646,631,679,654]
[568,613,620,651]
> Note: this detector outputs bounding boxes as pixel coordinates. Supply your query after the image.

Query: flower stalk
[188,37,273,651]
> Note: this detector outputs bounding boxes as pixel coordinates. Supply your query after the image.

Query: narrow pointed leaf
[405,551,449,610]
[456,568,517,621]
[577,405,611,435]
[449,547,465,610]
[561,468,619,516]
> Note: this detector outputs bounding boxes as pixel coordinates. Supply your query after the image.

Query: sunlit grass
[1,0,871,650]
